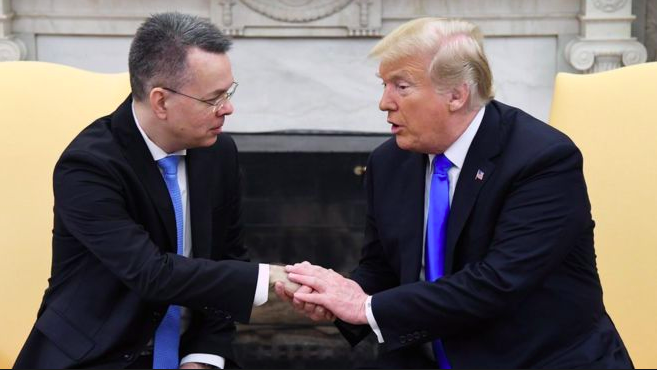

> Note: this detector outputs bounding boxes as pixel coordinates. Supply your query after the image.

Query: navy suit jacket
[14,97,259,369]
[338,101,633,368]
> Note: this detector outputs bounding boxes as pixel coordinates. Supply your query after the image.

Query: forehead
[378,55,430,81]
[185,48,234,88]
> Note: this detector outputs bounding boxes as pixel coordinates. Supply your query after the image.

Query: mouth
[210,124,223,134]
[389,121,402,134]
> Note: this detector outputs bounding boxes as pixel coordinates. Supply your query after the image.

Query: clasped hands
[270,262,369,325]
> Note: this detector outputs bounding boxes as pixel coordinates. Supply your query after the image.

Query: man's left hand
[286,262,368,325]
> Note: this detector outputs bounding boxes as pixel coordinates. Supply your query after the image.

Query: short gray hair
[370,18,494,110]
[129,12,232,101]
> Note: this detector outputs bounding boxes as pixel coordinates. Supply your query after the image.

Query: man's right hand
[269,264,300,294]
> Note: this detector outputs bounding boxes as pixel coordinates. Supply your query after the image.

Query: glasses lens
[212,83,238,113]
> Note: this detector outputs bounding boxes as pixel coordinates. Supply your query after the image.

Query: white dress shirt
[132,103,270,367]
[366,106,486,343]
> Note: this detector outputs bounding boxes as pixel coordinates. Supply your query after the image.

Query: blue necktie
[425,154,453,369]
[153,155,184,369]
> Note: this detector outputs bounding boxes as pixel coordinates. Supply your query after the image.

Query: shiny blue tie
[425,154,453,369]
[153,155,183,369]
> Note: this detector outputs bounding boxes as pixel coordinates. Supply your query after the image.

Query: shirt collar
[429,106,486,169]
[132,101,186,161]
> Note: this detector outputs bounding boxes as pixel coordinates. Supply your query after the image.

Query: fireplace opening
[231,132,389,368]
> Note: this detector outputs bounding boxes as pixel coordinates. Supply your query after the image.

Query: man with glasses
[14,12,297,369]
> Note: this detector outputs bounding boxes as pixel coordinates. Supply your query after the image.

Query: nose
[379,87,397,112]
[216,99,234,116]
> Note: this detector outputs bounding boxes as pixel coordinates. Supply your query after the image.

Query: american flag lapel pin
[475,169,485,181]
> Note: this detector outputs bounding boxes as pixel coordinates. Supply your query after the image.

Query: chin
[395,136,428,154]
[193,136,219,149]
[395,136,414,151]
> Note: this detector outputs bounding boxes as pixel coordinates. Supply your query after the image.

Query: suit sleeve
[181,137,248,364]
[371,142,592,352]
[54,149,258,323]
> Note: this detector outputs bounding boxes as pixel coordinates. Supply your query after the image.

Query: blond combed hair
[370,18,494,110]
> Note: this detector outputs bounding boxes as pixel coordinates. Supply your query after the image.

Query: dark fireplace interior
[230,132,389,368]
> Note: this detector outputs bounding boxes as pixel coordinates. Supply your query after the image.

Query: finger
[294,291,327,308]
[283,280,301,295]
[304,302,317,314]
[286,263,328,277]
[292,286,313,310]
[288,273,326,292]
[274,282,292,303]
[314,305,328,320]
[308,311,327,322]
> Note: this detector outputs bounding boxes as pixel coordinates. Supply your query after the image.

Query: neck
[431,108,479,154]
[133,100,179,154]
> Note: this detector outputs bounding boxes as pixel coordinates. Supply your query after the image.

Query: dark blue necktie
[425,154,453,369]
[153,155,184,369]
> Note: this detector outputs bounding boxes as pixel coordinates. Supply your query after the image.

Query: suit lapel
[445,103,503,275]
[113,96,177,252]
[186,149,212,259]
[400,151,428,283]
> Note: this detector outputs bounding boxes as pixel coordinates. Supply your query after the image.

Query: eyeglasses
[162,81,238,113]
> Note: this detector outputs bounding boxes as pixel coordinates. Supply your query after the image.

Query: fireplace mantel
[1,0,648,131]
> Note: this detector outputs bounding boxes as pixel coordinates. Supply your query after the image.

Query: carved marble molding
[0,36,27,61]
[646,0,657,60]
[211,0,381,37]
[240,0,353,23]
[566,38,647,73]
[567,0,647,73]
[594,0,630,13]
[7,0,583,38]
[0,1,26,61]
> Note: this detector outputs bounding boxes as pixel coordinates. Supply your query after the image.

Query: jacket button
[414,331,421,340]
[225,314,232,320]
[399,335,406,343]
[123,353,134,362]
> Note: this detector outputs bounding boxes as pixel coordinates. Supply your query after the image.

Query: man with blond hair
[280,18,633,368]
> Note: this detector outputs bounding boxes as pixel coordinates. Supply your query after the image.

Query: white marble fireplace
[0,0,648,132]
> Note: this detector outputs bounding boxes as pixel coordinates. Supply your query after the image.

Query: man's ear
[448,83,470,112]
[150,88,168,120]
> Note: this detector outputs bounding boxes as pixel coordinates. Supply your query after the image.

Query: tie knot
[433,154,452,177]
[157,155,180,176]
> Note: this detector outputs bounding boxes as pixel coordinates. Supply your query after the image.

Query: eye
[397,83,409,90]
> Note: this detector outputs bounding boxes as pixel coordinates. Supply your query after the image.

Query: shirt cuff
[365,295,385,343]
[253,263,269,307]
[180,353,225,369]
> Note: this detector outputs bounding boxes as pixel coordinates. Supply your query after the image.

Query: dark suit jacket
[14,97,259,369]
[338,101,633,368]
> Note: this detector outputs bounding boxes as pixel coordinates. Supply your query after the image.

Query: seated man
[14,12,296,369]
[280,17,634,369]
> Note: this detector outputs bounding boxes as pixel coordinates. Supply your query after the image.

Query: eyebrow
[376,70,415,82]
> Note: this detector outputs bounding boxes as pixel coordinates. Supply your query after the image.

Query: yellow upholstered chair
[0,61,129,367]
[549,62,657,368]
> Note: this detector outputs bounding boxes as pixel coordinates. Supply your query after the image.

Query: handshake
[268,262,370,325]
